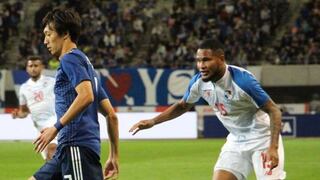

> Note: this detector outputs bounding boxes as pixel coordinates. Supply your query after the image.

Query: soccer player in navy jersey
[130,39,286,180]
[29,8,119,180]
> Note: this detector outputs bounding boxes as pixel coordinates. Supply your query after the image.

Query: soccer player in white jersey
[130,39,286,180]
[12,56,57,161]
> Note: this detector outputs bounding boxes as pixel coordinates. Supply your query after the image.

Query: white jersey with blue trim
[183,65,271,142]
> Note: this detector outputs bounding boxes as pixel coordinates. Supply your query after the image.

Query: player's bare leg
[28,176,36,180]
[213,170,238,180]
[46,143,57,161]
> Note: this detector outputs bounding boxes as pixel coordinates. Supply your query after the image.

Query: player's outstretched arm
[129,100,194,135]
[261,99,282,172]
[11,105,30,119]
[99,99,119,180]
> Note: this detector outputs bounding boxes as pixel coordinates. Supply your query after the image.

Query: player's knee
[28,176,36,180]
[213,170,239,180]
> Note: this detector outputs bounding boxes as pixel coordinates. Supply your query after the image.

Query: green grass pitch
[0,138,319,179]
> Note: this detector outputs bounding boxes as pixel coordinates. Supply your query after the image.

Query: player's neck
[59,40,77,59]
[211,64,226,83]
[31,75,41,82]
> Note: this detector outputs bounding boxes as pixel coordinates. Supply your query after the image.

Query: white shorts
[33,116,58,159]
[214,136,286,180]
[33,116,58,144]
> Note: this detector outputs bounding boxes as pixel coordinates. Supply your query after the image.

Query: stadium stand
[0,0,319,110]
[0,0,314,68]
[0,0,24,68]
[2,0,320,69]
[275,0,320,64]
[3,0,303,69]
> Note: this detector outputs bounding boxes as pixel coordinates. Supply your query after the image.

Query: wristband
[54,121,64,131]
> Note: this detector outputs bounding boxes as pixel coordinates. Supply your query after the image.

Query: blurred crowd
[274,0,320,65]
[19,0,154,69]
[146,0,290,68]
[0,0,24,67]
[2,0,320,69]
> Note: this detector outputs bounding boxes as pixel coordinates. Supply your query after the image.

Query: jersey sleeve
[238,72,270,108]
[98,84,109,102]
[246,74,270,108]
[48,76,56,85]
[182,73,201,104]
[60,53,90,88]
[229,66,270,108]
[19,85,27,105]
[47,76,56,91]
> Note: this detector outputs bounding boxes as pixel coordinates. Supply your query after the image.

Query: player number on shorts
[64,174,72,180]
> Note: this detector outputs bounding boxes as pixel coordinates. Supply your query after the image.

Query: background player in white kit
[12,56,57,161]
[130,39,286,180]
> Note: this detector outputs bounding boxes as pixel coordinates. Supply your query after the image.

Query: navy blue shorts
[34,146,103,180]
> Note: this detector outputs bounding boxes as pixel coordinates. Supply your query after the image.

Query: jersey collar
[215,64,230,88]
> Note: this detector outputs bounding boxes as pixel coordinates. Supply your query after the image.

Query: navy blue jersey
[54,48,108,157]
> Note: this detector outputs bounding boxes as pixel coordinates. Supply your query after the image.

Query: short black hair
[26,55,43,67]
[199,39,224,52]
[42,8,81,43]
[27,55,43,63]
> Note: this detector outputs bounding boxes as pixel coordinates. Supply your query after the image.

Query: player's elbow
[107,113,118,123]
[86,93,94,105]
[80,91,94,106]
[88,92,94,103]
[263,100,281,116]
[271,105,282,117]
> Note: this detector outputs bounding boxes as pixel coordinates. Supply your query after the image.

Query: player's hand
[11,109,18,118]
[129,120,155,135]
[261,147,279,175]
[103,157,119,180]
[33,126,58,153]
